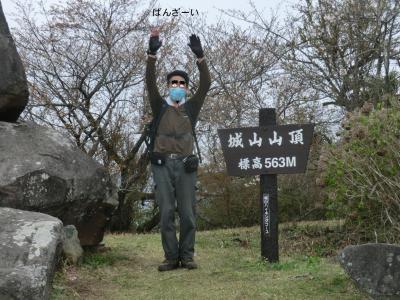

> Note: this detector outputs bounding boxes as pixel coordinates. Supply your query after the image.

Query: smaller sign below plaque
[218,124,314,176]
[263,193,270,235]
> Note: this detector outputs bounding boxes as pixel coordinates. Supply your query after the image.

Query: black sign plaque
[218,124,314,176]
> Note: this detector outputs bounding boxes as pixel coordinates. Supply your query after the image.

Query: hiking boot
[158,259,179,272]
[180,258,198,270]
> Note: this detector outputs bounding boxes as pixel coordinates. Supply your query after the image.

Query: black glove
[188,34,204,58]
[147,35,162,55]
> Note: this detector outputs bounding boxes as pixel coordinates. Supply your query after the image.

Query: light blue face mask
[169,87,186,102]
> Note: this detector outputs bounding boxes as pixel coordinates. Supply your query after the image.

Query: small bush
[317,98,400,243]
[196,171,259,230]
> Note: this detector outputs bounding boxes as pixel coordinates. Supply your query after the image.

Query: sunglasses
[170,80,187,87]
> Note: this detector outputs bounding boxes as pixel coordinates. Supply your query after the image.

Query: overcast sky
[1,0,296,28]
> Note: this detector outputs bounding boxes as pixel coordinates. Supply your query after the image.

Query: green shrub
[318,98,400,242]
[196,171,259,230]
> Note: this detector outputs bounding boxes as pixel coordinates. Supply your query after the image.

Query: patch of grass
[81,250,128,269]
[51,222,366,300]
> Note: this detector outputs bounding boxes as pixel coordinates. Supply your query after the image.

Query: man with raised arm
[145,27,211,271]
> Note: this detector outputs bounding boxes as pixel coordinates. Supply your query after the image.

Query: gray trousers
[152,158,197,260]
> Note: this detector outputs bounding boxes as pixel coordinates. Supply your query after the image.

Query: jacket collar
[165,95,186,107]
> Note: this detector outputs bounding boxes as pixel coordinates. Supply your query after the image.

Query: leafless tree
[13,0,179,231]
[223,0,400,112]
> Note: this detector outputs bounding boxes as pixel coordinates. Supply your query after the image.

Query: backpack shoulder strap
[184,103,202,163]
[146,101,169,153]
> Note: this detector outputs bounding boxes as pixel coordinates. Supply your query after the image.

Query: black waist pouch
[150,152,166,166]
[182,155,199,173]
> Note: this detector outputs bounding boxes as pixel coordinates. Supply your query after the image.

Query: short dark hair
[166,70,189,85]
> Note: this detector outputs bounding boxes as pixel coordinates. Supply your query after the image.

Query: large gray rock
[0,120,118,246]
[338,243,400,299]
[0,207,63,300]
[0,2,29,122]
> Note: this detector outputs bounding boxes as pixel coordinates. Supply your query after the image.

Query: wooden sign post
[217,108,314,263]
[260,108,278,262]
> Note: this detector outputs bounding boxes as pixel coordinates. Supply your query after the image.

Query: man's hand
[188,34,204,59]
[147,27,162,55]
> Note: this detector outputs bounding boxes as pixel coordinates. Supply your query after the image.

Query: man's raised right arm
[146,54,163,116]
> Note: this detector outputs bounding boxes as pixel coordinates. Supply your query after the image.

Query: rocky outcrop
[338,243,400,299]
[0,120,118,246]
[0,2,29,122]
[0,207,63,300]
